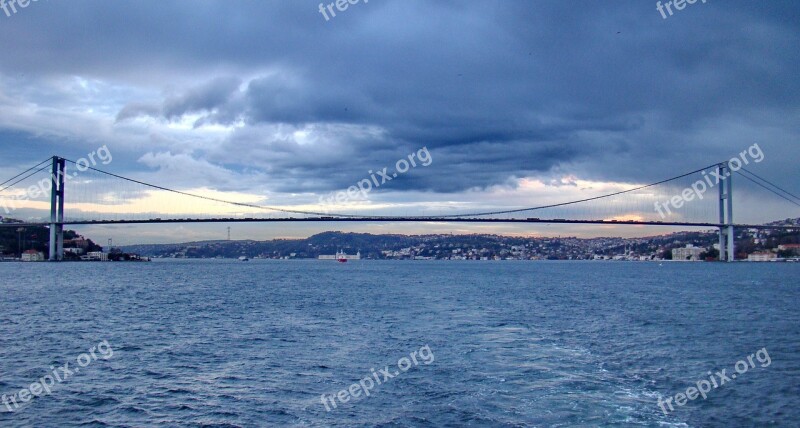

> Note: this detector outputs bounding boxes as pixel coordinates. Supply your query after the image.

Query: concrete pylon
[726,162,734,262]
[717,162,735,262]
[48,157,66,261]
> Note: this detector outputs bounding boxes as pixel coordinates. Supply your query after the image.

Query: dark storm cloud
[116,76,243,123]
[0,0,798,195]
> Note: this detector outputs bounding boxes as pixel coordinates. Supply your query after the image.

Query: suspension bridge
[1,156,798,262]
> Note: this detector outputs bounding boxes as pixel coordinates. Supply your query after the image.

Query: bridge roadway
[0,217,795,230]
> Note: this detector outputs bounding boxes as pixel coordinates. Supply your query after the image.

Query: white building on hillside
[21,250,45,262]
[672,245,704,261]
[747,252,776,262]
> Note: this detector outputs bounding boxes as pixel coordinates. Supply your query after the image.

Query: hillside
[0,218,102,258]
[120,219,800,261]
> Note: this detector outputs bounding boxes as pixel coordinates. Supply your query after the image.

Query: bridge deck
[0,217,795,230]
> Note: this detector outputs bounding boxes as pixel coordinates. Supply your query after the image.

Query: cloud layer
[0,0,797,240]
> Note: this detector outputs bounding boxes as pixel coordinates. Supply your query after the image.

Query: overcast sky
[0,0,798,244]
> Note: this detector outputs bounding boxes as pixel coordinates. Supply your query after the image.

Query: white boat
[319,251,361,261]
[238,256,250,261]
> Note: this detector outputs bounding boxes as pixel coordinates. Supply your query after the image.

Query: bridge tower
[48,156,66,261]
[717,162,735,262]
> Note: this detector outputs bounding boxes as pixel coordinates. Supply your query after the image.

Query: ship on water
[319,251,361,262]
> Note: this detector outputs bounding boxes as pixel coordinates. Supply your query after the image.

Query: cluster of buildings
[15,236,108,262]
[15,249,108,262]
[114,221,800,262]
[745,244,800,262]
[374,232,799,262]
[374,237,657,261]
[62,237,109,261]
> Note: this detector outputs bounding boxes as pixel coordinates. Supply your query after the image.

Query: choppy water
[0,260,798,427]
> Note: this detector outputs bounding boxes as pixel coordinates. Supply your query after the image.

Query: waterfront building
[672,245,704,261]
[21,250,45,262]
[747,252,777,262]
